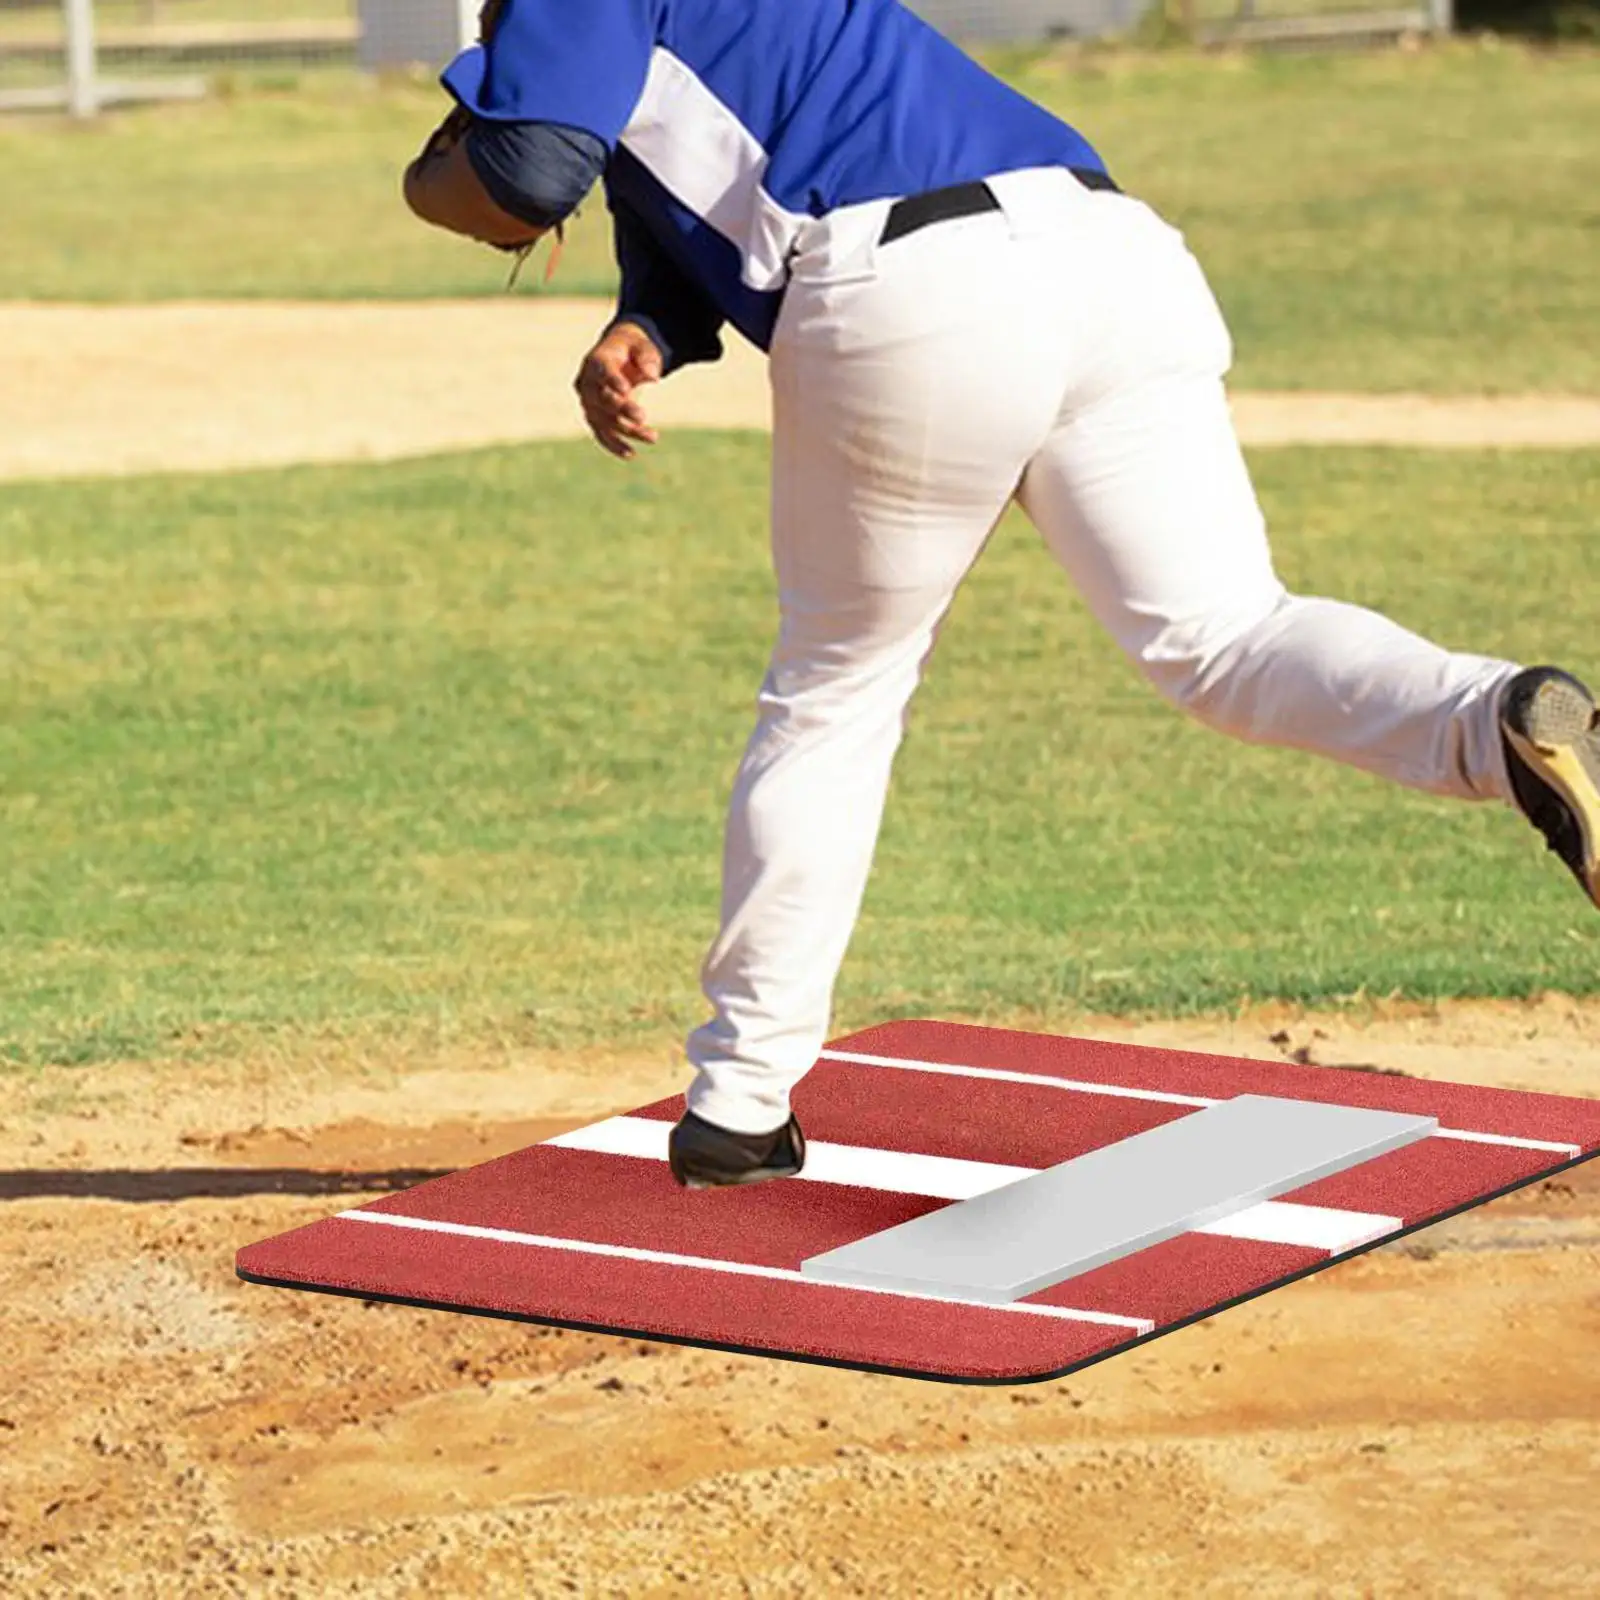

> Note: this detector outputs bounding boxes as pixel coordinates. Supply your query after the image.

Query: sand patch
[0,1000,1596,1594]
[4,300,1596,483]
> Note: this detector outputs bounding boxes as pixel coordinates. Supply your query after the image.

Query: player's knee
[1143,641,1235,716]
[1135,589,1290,729]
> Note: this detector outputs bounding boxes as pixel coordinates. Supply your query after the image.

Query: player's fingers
[586,380,655,433]
[578,387,633,448]
[614,413,659,446]
[592,414,655,456]
[575,349,627,402]
[623,348,663,387]
[576,341,662,457]
[589,422,634,460]
[601,399,657,446]
[610,322,664,384]
[579,393,639,460]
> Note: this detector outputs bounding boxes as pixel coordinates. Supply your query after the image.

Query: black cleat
[1500,666,1600,911]
[668,1109,807,1190]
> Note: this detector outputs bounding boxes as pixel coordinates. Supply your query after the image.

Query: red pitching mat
[236,1021,1600,1384]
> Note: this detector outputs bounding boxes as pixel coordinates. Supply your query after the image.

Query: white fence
[0,0,1456,119]
[916,0,1452,39]
[0,0,364,114]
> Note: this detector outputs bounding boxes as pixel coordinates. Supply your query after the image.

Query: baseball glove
[405,0,564,282]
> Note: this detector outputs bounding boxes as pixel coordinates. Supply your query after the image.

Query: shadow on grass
[0,1167,449,1201]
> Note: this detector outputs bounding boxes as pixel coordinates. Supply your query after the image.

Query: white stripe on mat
[548,1115,1037,1200]
[818,1048,1216,1108]
[816,1049,1583,1158]
[335,1209,1155,1333]
[1430,1126,1582,1156]
[1196,1199,1399,1252]
[547,1116,1404,1255]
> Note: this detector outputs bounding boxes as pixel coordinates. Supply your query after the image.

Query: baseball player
[404,0,1600,1191]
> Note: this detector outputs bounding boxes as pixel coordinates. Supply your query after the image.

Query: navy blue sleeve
[464,120,607,229]
[610,195,725,375]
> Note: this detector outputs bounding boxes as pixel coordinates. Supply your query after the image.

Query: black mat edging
[236,1143,1599,1387]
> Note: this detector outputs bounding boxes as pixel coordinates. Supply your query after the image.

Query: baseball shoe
[1500,666,1600,911]
[668,1109,807,1190]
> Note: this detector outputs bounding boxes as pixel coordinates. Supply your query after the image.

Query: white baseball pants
[685,167,1519,1135]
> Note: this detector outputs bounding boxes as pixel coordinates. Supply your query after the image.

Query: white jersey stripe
[619,47,808,294]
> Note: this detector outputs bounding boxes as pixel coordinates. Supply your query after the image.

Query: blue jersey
[443,0,1107,353]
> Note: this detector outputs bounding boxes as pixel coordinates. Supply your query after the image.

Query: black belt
[879,167,1121,246]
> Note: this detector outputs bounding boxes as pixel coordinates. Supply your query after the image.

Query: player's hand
[575,323,663,460]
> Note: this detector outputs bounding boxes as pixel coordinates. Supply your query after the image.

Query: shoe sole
[673,1153,805,1191]
[1502,673,1600,909]
[675,1170,798,1191]
[669,1113,807,1191]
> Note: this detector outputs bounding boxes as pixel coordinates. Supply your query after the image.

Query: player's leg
[1018,193,1517,800]
[1014,191,1600,904]
[677,561,968,1171]
[676,217,1069,1165]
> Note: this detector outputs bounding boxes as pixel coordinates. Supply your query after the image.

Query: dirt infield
[2,998,1597,1596]
[5,301,1600,481]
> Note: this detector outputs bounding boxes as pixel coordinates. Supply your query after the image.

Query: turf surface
[0,42,1597,392]
[236,1020,1600,1381]
[2,437,1597,1066]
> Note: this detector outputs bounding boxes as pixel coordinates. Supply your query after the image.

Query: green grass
[0,0,351,35]
[0,42,1597,390]
[1008,40,1600,394]
[2,438,1597,1067]
[0,73,570,298]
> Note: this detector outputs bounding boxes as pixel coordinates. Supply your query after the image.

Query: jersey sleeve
[441,0,656,143]
[610,194,725,376]
[464,121,608,229]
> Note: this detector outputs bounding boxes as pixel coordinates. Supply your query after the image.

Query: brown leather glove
[403,121,543,253]
[402,1,559,272]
